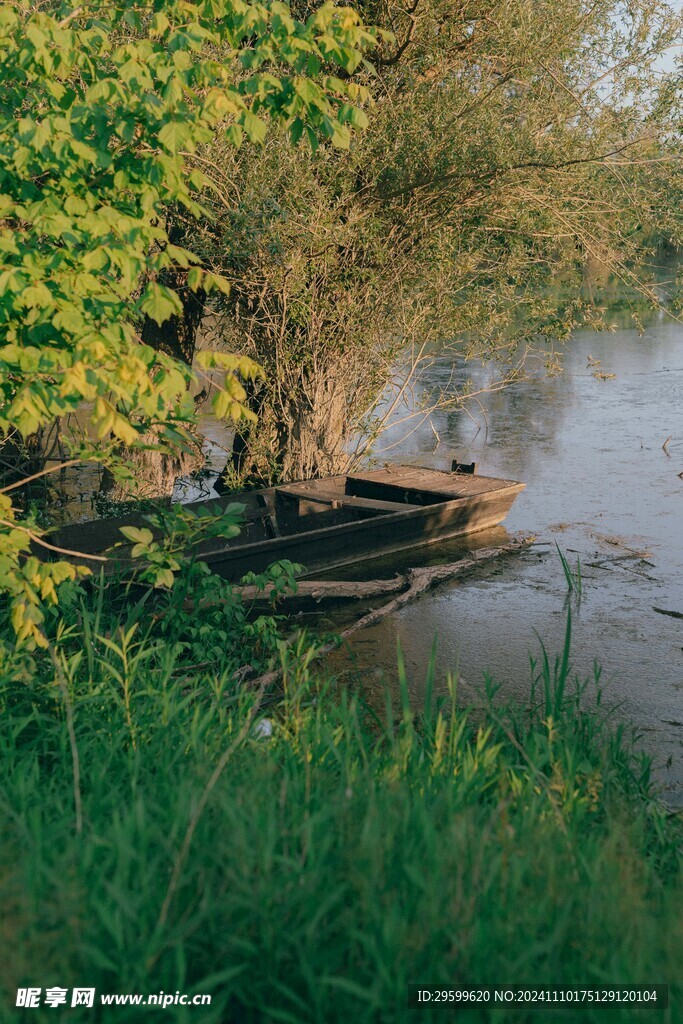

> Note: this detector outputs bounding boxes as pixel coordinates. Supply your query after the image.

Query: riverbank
[2,589,681,1023]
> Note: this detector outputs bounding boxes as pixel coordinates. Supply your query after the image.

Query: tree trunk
[140,273,205,367]
[218,374,350,489]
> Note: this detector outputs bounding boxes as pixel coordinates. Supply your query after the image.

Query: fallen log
[190,537,536,610]
[180,574,408,615]
[231,575,408,606]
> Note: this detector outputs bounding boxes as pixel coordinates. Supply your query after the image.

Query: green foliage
[0,621,680,1021]
[241,557,302,599]
[114,501,245,589]
[0,0,378,641]
[0,490,87,647]
[0,0,376,444]
[197,0,683,482]
[51,550,303,680]
[153,558,302,670]
[100,502,306,672]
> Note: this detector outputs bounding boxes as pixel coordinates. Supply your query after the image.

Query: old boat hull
[49,466,525,580]
[202,484,522,579]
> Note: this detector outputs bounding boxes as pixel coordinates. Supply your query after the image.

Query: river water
[317,311,683,803]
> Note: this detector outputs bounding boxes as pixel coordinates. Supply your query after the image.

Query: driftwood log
[233,575,408,606]
[245,536,532,690]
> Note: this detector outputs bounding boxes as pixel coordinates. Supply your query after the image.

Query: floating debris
[653,607,683,620]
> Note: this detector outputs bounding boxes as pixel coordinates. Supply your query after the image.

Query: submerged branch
[653,606,683,620]
[246,536,533,690]
[0,459,85,493]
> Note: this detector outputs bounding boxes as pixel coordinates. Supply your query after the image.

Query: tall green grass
[0,584,680,1023]
[555,542,583,597]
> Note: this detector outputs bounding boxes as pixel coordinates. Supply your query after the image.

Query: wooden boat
[49,464,525,580]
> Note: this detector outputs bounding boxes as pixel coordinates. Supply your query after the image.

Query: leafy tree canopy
[0,0,378,644]
[197,0,683,481]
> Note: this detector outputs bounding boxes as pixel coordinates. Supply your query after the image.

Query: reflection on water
[328,313,683,803]
[19,408,233,526]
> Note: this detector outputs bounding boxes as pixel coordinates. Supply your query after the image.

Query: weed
[556,541,583,596]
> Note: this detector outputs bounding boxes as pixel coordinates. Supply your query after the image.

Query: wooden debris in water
[228,576,408,606]
[586,558,658,582]
[652,606,683,620]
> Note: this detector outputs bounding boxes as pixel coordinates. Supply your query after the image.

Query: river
[314,307,683,804]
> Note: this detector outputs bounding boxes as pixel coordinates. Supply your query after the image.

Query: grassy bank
[0,579,681,1023]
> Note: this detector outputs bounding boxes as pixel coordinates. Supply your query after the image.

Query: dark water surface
[324,317,683,803]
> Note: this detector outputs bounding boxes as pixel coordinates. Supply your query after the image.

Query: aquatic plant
[556,541,583,597]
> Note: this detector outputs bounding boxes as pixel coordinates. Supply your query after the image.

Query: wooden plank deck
[347,466,518,498]
[277,485,420,515]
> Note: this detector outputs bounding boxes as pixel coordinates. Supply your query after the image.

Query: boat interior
[221,468,513,545]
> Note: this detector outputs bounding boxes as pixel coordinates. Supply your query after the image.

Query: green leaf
[202,272,231,296]
[119,526,154,546]
[225,123,244,148]
[289,118,304,144]
[239,111,268,144]
[158,120,194,154]
[339,104,369,129]
[305,125,319,153]
[187,266,204,290]
[154,568,175,589]
[139,283,183,325]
